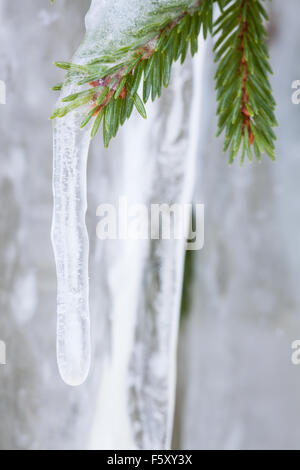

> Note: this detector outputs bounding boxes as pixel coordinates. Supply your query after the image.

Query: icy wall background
[0,0,300,450]
[173,0,300,450]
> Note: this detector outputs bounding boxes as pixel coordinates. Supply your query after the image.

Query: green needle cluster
[51,0,276,163]
[214,0,277,164]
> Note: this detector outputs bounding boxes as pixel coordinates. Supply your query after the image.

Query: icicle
[50,0,108,387]
[127,48,205,449]
[88,41,205,449]
[51,111,91,386]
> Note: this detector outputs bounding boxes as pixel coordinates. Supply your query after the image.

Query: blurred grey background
[1,0,300,450]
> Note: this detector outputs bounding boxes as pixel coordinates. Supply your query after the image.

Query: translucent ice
[51,110,91,387]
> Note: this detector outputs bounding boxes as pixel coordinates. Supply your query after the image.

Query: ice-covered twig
[51,0,212,147]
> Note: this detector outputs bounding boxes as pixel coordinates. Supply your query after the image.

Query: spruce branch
[51,0,215,148]
[214,0,277,163]
[51,0,277,163]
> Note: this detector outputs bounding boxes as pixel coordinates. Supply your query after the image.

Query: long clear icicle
[88,44,205,449]
[51,0,109,387]
[51,112,91,386]
[127,49,204,448]
[50,1,100,384]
